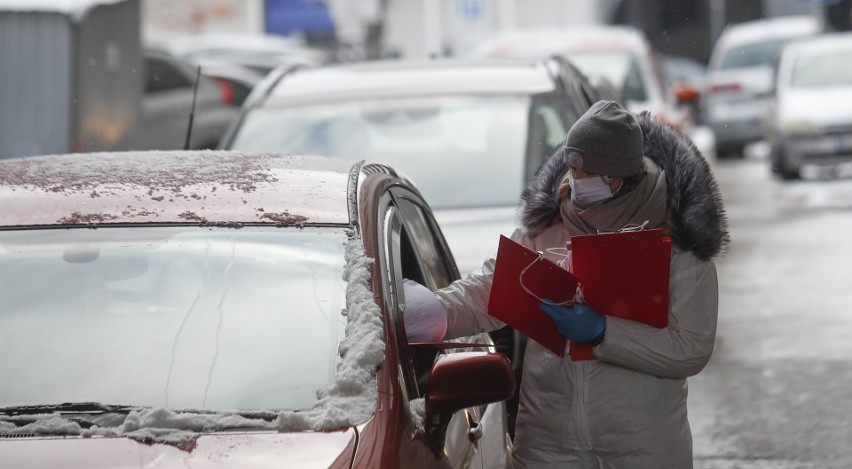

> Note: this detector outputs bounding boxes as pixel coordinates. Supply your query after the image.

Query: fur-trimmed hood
[519,112,729,261]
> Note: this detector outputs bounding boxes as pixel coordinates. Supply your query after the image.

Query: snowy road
[691,154,852,469]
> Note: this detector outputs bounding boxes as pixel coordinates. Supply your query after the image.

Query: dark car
[0,151,515,468]
[136,49,239,150]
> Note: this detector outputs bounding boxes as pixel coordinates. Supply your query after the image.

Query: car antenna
[183,65,202,150]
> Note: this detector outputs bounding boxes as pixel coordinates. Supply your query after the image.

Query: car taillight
[710,82,742,94]
[213,78,235,106]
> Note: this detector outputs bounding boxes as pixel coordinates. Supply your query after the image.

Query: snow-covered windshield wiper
[0,402,137,417]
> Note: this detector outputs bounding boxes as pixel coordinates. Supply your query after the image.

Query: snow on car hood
[0,429,356,468]
[780,86,852,128]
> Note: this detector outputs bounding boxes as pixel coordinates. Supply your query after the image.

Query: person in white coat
[423,100,729,468]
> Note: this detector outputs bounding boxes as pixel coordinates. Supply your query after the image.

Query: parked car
[704,15,820,157]
[197,61,267,107]
[219,58,597,428]
[221,57,596,276]
[658,52,707,124]
[135,48,239,150]
[468,25,698,135]
[764,32,852,179]
[0,151,515,468]
[152,33,327,76]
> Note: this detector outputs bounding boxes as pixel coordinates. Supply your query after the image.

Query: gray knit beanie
[563,100,644,177]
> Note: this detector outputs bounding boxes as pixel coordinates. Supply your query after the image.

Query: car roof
[0,151,358,228]
[471,25,651,59]
[259,58,560,106]
[717,15,820,46]
[782,31,852,56]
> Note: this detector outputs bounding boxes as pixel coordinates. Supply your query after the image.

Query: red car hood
[0,429,356,468]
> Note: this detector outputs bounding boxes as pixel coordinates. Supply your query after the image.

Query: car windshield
[228,94,540,209]
[791,50,852,88]
[720,39,790,69]
[0,226,350,413]
[566,51,649,102]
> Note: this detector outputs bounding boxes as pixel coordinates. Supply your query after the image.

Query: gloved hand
[538,300,606,344]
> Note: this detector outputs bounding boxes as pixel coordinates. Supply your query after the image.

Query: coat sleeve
[434,230,531,339]
[591,250,718,378]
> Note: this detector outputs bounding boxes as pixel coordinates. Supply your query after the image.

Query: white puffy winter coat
[436,223,718,468]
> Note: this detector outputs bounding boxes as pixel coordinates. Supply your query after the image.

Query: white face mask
[569,174,614,205]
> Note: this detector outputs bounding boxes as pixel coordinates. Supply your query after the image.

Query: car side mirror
[421,351,515,457]
[674,83,701,104]
[425,351,515,416]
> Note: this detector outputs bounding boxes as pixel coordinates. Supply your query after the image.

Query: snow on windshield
[0,236,385,445]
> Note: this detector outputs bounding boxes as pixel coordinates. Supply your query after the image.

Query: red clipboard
[487,235,579,356]
[569,228,672,360]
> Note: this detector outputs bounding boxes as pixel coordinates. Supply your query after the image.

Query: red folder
[569,228,672,360]
[487,235,579,356]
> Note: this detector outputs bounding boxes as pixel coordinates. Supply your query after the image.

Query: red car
[0,151,514,468]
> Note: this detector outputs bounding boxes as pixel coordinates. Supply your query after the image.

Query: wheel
[717,143,745,159]
[777,149,800,180]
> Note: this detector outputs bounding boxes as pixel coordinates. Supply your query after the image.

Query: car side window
[382,188,458,400]
[391,190,456,290]
[145,57,191,94]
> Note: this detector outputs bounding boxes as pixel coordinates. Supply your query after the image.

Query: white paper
[402,279,447,342]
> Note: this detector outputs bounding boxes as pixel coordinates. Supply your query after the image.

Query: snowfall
[0,236,426,445]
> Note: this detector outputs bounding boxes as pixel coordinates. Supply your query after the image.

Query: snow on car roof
[0,151,355,227]
[717,15,820,46]
[470,25,650,59]
[0,0,127,21]
[265,58,557,105]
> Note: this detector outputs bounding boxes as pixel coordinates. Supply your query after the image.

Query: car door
[381,185,510,469]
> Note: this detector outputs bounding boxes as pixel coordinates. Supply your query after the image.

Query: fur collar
[519,112,729,261]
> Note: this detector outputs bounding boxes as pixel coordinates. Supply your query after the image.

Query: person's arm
[434,229,531,339]
[592,250,718,378]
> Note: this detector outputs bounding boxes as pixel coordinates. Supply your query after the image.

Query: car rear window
[720,39,789,70]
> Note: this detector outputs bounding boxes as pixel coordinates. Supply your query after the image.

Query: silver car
[704,15,819,158]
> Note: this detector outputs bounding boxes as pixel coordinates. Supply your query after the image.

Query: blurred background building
[2,0,851,158]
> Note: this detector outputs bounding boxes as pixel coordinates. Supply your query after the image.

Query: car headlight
[782,119,822,136]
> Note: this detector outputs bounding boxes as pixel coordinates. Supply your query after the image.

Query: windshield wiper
[0,402,137,416]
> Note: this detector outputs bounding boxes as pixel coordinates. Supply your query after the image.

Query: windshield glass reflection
[0,227,349,412]
[229,95,529,208]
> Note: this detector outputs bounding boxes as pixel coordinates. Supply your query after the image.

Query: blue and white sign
[457,0,486,22]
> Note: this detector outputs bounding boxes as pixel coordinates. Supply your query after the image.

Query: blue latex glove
[538,300,606,343]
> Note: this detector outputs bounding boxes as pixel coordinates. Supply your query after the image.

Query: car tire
[717,143,745,159]
[776,148,800,180]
